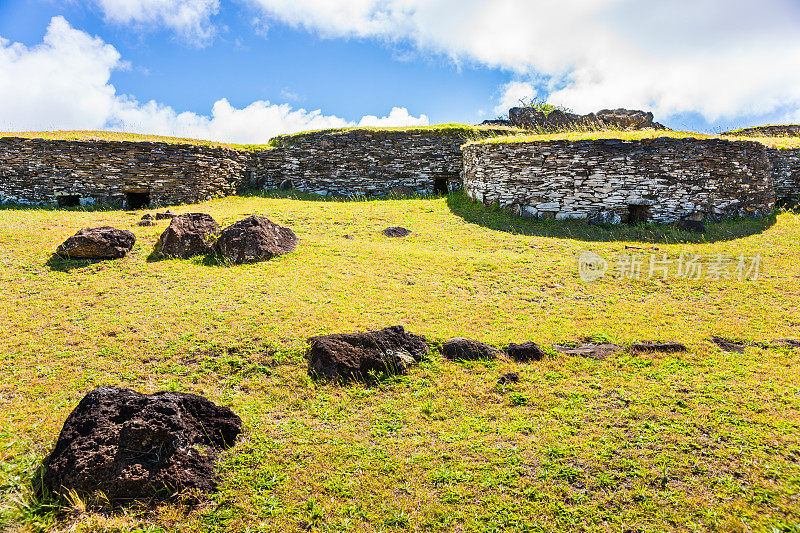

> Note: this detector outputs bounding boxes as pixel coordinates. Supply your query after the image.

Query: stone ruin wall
[462,138,776,223]
[767,148,800,203]
[0,137,252,207]
[0,131,797,216]
[250,129,510,197]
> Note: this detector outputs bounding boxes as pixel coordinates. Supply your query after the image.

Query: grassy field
[0,193,798,532]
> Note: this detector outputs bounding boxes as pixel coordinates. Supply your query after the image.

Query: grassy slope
[0,193,798,532]
[467,129,800,150]
[5,127,800,150]
[0,130,268,151]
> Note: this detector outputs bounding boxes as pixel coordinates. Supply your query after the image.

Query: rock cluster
[508,107,666,132]
[40,387,241,506]
[56,227,136,259]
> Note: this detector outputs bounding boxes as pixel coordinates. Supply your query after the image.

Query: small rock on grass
[40,387,241,506]
[710,336,748,353]
[442,338,501,360]
[157,213,221,259]
[498,372,520,385]
[506,341,546,362]
[216,215,298,264]
[307,325,428,382]
[382,227,412,238]
[56,226,135,259]
[552,342,623,361]
[629,341,687,354]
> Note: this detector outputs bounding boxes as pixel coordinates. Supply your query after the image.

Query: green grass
[466,128,800,150]
[0,130,269,151]
[0,193,799,532]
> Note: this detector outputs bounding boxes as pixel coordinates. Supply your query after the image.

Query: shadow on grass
[446,192,778,244]
[45,254,110,272]
[238,188,448,203]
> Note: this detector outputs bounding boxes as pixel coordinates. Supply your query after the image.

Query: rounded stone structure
[462,137,775,223]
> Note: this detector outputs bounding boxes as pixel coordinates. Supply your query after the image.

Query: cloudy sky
[2,0,800,143]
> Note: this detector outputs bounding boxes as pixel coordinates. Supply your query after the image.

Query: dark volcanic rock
[56,227,135,259]
[480,119,514,127]
[216,215,298,264]
[40,387,241,505]
[629,341,688,354]
[382,226,412,238]
[307,325,428,382]
[498,372,520,385]
[157,213,221,259]
[442,338,501,360]
[676,219,706,233]
[508,107,665,132]
[553,343,623,360]
[596,109,663,130]
[506,341,546,362]
[155,211,175,220]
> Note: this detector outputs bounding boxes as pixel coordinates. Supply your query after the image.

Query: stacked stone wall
[462,138,775,223]
[0,137,252,207]
[251,129,509,197]
[767,148,800,203]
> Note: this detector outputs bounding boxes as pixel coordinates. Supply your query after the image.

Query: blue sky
[2,0,800,142]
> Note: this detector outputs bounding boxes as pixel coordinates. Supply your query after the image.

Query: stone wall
[767,148,800,203]
[251,128,510,197]
[0,137,252,207]
[462,138,775,223]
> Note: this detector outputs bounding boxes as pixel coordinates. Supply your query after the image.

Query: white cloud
[93,0,220,45]
[358,107,429,127]
[494,81,536,116]
[246,0,800,122]
[0,16,120,131]
[0,17,429,143]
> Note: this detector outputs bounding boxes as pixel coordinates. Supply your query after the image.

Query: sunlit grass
[0,193,798,532]
[0,130,268,151]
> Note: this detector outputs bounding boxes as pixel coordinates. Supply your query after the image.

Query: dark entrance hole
[434,178,449,195]
[125,191,150,209]
[627,204,651,225]
[56,195,81,208]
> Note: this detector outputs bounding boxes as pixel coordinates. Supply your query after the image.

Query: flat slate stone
[629,341,688,354]
[40,387,242,506]
[710,336,748,353]
[552,343,624,361]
